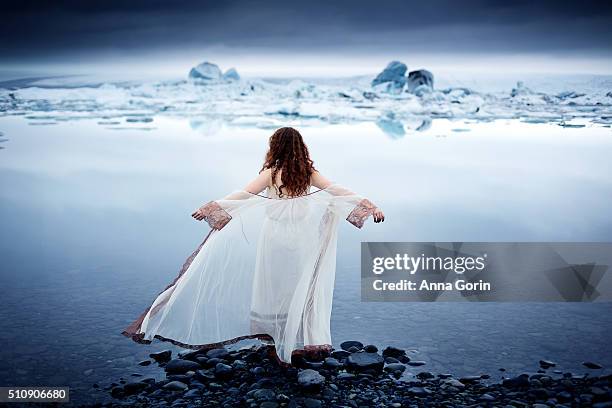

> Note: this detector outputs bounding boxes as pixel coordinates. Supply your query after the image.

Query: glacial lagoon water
[0,115,611,404]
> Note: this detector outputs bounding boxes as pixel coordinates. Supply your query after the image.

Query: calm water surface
[1,116,611,404]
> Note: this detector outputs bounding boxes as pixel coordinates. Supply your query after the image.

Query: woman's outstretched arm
[311,171,385,223]
[192,169,271,222]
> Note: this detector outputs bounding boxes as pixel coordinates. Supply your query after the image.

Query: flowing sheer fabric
[122,184,376,363]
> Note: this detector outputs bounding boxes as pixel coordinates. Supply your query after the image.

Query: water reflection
[0,116,611,404]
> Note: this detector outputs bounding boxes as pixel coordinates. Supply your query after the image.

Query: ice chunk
[510,81,533,97]
[189,62,223,82]
[407,70,434,94]
[223,68,240,82]
[371,61,407,92]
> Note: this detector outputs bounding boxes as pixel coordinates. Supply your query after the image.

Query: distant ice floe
[0,60,611,137]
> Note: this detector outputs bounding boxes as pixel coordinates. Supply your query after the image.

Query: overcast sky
[2,0,612,77]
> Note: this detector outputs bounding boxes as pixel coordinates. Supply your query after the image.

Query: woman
[123,127,384,365]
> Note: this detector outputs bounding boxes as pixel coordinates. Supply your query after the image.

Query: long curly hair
[261,127,315,198]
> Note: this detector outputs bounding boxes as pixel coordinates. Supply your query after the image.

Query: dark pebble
[340,341,363,351]
[164,359,201,374]
[149,349,172,363]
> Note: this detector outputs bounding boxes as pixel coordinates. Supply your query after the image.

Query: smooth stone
[183,389,201,399]
[336,372,356,381]
[444,378,465,389]
[407,386,432,396]
[363,344,378,353]
[503,374,530,388]
[583,361,603,369]
[323,357,342,368]
[539,359,556,368]
[340,341,363,351]
[138,360,151,366]
[164,359,201,374]
[207,348,230,359]
[480,393,496,401]
[346,352,384,373]
[303,398,322,408]
[407,361,426,366]
[331,350,350,360]
[253,388,276,401]
[459,375,482,383]
[214,362,233,379]
[298,369,325,389]
[163,381,189,391]
[123,381,148,395]
[417,371,434,379]
[382,346,406,359]
[149,350,172,363]
[195,369,215,381]
[384,363,406,374]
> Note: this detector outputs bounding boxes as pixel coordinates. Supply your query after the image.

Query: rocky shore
[92,341,611,408]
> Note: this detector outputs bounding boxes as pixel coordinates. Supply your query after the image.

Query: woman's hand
[373,207,385,223]
[191,208,205,221]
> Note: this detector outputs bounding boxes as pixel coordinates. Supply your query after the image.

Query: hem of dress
[121,331,275,351]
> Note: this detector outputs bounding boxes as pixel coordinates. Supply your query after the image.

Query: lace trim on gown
[346,198,376,228]
[199,201,232,230]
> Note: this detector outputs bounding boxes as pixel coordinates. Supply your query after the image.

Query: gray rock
[206,348,230,359]
[459,375,482,383]
[303,398,322,408]
[444,378,465,389]
[253,388,276,401]
[480,393,496,401]
[298,369,325,389]
[123,381,148,395]
[363,344,378,353]
[214,362,233,379]
[183,388,201,399]
[140,349,164,368]
[163,381,189,391]
[407,69,434,94]
[502,374,530,388]
[372,61,407,91]
[340,340,363,351]
[407,386,432,396]
[583,361,603,369]
[346,352,384,373]
[336,372,356,381]
[382,346,406,359]
[384,363,406,374]
[331,350,350,360]
[539,360,556,368]
[164,359,201,374]
[323,357,342,368]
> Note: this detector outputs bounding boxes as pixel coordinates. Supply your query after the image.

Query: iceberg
[1,68,611,133]
[371,61,407,92]
[223,68,240,82]
[407,70,434,94]
[188,62,223,82]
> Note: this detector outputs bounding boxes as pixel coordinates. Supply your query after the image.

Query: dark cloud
[1,0,611,60]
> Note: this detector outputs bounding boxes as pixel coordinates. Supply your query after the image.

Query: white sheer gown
[123,184,376,362]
